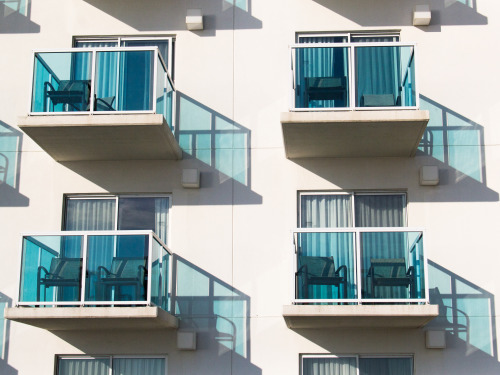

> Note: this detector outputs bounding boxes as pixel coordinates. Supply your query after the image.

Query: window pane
[118,197,169,243]
[122,40,169,69]
[65,198,116,231]
[300,194,353,228]
[303,357,357,375]
[58,357,110,375]
[359,357,412,375]
[113,358,165,375]
[354,195,405,227]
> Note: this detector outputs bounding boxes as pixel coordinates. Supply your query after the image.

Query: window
[64,195,170,244]
[74,36,175,75]
[301,355,413,375]
[299,192,406,228]
[56,356,166,375]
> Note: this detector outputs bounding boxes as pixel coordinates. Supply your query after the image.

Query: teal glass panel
[150,237,170,312]
[155,54,174,129]
[356,46,416,108]
[360,231,425,299]
[31,52,92,112]
[296,232,355,300]
[95,50,154,112]
[295,47,349,108]
[20,235,83,303]
[85,235,148,303]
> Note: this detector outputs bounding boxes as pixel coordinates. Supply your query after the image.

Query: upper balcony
[283,228,438,329]
[281,42,429,158]
[18,47,182,161]
[5,231,178,330]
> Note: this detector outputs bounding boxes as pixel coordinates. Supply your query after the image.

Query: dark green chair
[97,257,147,301]
[368,258,414,298]
[296,255,347,299]
[37,257,82,302]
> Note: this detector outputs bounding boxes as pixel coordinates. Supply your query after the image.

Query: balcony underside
[18,114,182,161]
[283,304,438,329]
[5,306,178,330]
[281,110,429,158]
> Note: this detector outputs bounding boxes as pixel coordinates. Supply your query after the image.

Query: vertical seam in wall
[231,3,236,375]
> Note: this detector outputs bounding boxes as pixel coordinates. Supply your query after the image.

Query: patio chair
[305,76,347,106]
[97,257,147,301]
[44,79,91,111]
[296,255,347,299]
[360,94,395,107]
[37,257,82,302]
[94,96,116,111]
[367,258,414,298]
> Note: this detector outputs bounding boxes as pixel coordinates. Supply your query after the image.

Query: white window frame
[297,31,400,43]
[73,36,175,77]
[56,355,168,375]
[63,194,172,246]
[297,191,408,228]
[300,354,414,375]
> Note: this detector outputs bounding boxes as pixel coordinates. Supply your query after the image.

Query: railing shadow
[80,0,262,35]
[0,121,29,207]
[172,254,251,360]
[310,0,487,29]
[0,0,40,33]
[0,292,16,375]
[426,260,497,359]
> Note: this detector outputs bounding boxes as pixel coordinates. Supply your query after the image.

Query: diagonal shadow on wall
[310,0,487,29]
[0,292,16,375]
[0,0,40,33]
[0,121,29,207]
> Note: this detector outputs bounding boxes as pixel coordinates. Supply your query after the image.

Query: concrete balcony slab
[281,110,429,158]
[19,114,182,161]
[5,306,178,330]
[283,304,438,329]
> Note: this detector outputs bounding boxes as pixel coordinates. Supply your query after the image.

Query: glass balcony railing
[291,42,417,110]
[17,231,172,312]
[292,228,428,304]
[30,47,175,130]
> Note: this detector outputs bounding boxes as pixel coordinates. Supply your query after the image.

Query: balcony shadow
[426,260,497,360]
[59,92,262,206]
[0,0,40,33]
[172,254,251,360]
[310,0,487,29]
[288,95,497,203]
[80,0,262,35]
[0,121,29,207]
[0,293,16,375]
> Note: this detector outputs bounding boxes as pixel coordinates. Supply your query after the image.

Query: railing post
[80,234,88,307]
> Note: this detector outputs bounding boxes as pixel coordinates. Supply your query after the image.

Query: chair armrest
[335,265,347,278]
[37,265,49,280]
[406,266,415,278]
[97,266,112,279]
[295,264,308,276]
[44,81,56,92]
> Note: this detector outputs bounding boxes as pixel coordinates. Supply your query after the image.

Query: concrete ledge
[283,304,439,329]
[5,306,179,330]
[281,110,429,158]
[19,114,182,161]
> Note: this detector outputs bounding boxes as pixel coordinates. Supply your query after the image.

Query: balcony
[283,228,438,328]
[281,42,429,158]
[18,47,182,161]
[5,231,178,330]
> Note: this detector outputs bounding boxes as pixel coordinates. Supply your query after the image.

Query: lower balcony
[5,231,178,330]
[283,228,438,329]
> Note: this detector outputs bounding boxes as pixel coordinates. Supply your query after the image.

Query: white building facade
[1,0,499,374]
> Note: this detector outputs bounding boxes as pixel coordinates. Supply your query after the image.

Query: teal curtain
[299,195,355,299]
[296,36,349,108]
[303,357,357,375]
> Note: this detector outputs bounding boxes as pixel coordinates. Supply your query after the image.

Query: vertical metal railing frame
[15,230,173,310]
[289,41,419,112]
[291,227,429,305]
[28,47,175,128]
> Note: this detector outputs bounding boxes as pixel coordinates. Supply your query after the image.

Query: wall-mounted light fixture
[413,5,432,26]
[419,166,439,186]
[182,168,201,188]
[186,9,204,30]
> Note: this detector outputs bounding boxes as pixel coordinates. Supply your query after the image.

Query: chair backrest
[370,258,407,278]
[299,256,336,277]
[110,257,147,278]
[47,258,82,280]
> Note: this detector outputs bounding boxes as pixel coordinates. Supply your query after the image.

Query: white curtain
[113,358,165,375]
[58,358,109,375]
[65,198,116,231]
[303,357,357,375]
